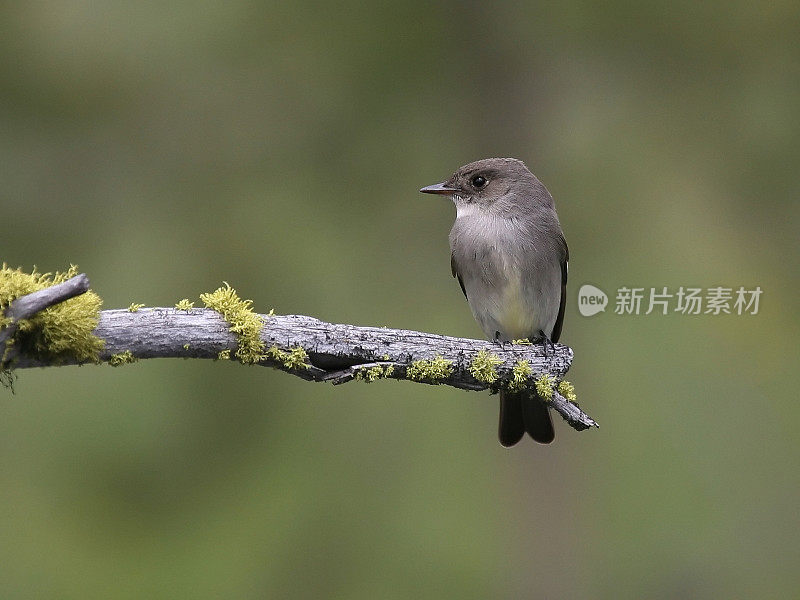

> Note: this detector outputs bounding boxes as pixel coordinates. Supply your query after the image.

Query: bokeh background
[2,2,798,598]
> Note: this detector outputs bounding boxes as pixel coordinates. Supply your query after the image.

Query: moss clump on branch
[535,374,555,401]
[508,359,533,392]
[469,349,503,383]
[355,364,395,382]
[266,345,309,370]
[407,355,453,382]
[0,264,103,365]
[200,283,265,364]
[557,379,577,403]
[109,350,137,367]
[174,299,194,311]
[127,303,145,312]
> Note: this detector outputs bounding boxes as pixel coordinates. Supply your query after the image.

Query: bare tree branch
[2,278,598,432]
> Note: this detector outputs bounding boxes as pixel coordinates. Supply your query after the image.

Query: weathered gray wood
[3,285,597,431]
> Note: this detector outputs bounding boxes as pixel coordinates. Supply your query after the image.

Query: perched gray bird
[420,158,568,446]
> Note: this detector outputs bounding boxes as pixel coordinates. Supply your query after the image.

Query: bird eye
[472,175,487,188]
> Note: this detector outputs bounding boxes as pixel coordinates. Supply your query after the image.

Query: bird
[420,158,568,446]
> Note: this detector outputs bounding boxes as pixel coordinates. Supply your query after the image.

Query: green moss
[182,343,190,350]
[511,338,532,345]
[557,379,577,403]
[469,349,503,383]
[217,349,231,360]
[356,364,395,382]
[127,303,145,312]
[407,355,453,382]
[266,344,309,370]
[0,264,104,365]
[174,299,194,311]
[109,350,137,367]
[535,374,555,401]
[200,283,265,364]
[509,359,533,392]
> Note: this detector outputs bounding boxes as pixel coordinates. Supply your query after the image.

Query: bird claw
[535,330,555,358]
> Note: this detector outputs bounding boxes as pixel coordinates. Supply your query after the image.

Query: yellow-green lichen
[174,299,194,311]
[407,355,453,382]
[557,379,577,403]
[217,349,231,360]
[511,338,532,345]
[535,374,555,401]
[266,345,309,370]
[355,364,395,382]
[109,350,137,367]
[200,283,265,364]
[469,349,503,383]
[0,264,104,366]
[182,343,190,350]
[127,303,145,312]
[509,359,533,392]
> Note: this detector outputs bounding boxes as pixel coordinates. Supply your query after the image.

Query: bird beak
[419,181,459,195]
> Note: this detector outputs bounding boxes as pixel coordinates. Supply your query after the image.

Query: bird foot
[535,330,555,358]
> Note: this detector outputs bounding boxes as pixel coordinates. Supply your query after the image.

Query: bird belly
[467,272,537,342]
[494,274,537,340]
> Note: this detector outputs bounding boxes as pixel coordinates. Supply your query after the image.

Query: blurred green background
[2,2,799,598]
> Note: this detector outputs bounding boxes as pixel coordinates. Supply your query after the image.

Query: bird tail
[499,390,554,446]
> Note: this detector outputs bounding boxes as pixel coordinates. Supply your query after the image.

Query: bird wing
[451,252,468,300]
[550,235,569,343]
